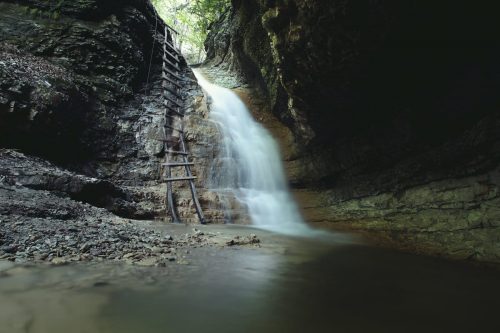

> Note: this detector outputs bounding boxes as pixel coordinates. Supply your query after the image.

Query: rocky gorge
[0,0,253,265]
[204,0,500,263]
[0,0,499,267]
[1,1,500,332]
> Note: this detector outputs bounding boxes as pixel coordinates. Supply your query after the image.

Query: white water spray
[194,70,311,235]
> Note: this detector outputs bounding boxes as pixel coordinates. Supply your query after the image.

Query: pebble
[0,213,261,266]
[51,257,69,266]
[0,245,17,254]
[136,257,159,267]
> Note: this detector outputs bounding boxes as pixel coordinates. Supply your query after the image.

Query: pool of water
[1,225,499,333]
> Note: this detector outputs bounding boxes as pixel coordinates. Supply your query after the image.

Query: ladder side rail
[179,131,205,224]
[162,27,180,223]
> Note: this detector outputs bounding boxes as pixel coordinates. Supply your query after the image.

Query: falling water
[194,70,311,235]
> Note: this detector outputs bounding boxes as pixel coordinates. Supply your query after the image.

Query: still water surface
[1,225,499,333]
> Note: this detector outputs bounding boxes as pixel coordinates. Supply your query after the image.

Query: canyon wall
[0,0,226,225]
[205,0,500,263]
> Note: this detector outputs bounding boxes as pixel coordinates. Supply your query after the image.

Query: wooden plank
[164,107,183,117]
[163,89,183,102]
[164,114,179,121]
[164,176,197,182]
[178,132,206,224]
[155,137,179,142]
[160,26,206,225]
[162,70,183,82]
[164,101,182,114]
[162,74,182,89]
[163,84,180,96]
[163,26,180,52]
[162,66,182,80]
[165,149,188,155]
[163,49,179,63]
[164,125,183,132]
[163,56,180,70]
[164,96,182,108]
[165,41,180,54]
[163,109,180,223]
[163,55,181,71]
[164,102,182,114]
[166,24,179,36]
[162,162,195,167]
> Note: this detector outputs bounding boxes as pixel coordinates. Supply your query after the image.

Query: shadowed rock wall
[205,0,500,263]
[0,0,227,223]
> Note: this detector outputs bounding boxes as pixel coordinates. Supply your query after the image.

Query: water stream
[2,224,500,333]
[194,70,310,235]
[3,72,498,333]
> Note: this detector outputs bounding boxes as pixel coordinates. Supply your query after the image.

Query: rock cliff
[205,0,500,262]
[0,0,226,227]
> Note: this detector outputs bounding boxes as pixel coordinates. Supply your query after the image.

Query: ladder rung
[163,26,180,53]
[156,137,179,142]
[164,92,183,106]
[165,25,179,37]
[163,57,180,70]
[165,149,188,155]
[163,84,180,96]
[162,74,182,89]
[163,36,179,52]
[162,162,194,167]
[164,49,179,63]
[162,69,183,82]
[164,125,183,132]
[164,41,179,54]
[164,105,182,117]
[164,96,182,108]
[164,89,183,101]
[164,176,197,182]
[164,106,183,116]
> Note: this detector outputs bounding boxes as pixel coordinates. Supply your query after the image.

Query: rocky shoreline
[0,146,260,267]
[0,209,261,267]
[0,0,253,267]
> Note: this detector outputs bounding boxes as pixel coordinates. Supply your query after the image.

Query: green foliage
[151,0,230,63]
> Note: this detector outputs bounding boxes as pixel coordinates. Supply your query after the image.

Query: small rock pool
[1,225,499,333]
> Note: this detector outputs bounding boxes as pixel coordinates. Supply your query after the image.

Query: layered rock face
[0,0,226,224]
[205,0,500,262]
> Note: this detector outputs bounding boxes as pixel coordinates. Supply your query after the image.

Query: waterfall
[194,70,311,235]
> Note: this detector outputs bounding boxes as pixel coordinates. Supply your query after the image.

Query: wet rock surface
[0,0,233,224]
[0,0,242,268]
[0,0,159,160]
[0,0,169,219]
[0,170,262,266]
[205,0,500,263]
[0,149,142,216]
[0,150,260,266]
[226,234,260,246]
[0,207,261,266]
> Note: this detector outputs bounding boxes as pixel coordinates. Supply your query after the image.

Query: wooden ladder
[160,26,206,224]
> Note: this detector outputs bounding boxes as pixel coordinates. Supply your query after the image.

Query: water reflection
[1,226,499,333]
